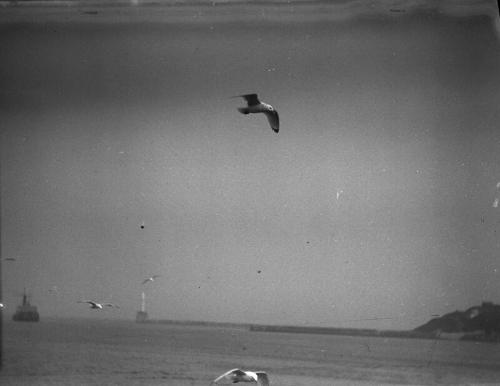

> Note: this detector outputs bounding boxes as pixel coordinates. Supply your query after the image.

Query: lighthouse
[135,291,148,323]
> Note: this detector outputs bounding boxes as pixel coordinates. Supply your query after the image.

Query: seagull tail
[238,107,250,115]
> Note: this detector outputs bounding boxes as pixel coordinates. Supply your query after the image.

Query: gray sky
[2,1,500,329]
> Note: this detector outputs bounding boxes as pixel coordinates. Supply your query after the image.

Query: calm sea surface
[1,319,500,385]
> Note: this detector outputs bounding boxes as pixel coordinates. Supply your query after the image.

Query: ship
[12,289,40,322]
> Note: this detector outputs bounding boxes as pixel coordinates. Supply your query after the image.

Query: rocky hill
[414,302,500,341]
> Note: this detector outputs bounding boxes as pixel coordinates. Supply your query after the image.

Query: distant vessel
[13,289,40,322]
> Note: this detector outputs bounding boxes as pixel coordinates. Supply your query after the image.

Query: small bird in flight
[235,94,279,133]
[77,300,119,309]
[48,285,58,294]
[211,368,269,385]
[142,275,161,285]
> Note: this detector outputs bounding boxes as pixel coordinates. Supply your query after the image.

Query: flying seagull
[211,368,269,385]
[48,285,58,294]
[77,300,119,309]
[142,275,161,285]
[235,94,279,133]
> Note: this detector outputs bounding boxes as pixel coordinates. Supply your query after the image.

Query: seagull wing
[103,303,118,308]
[142,275,161,284]
[79,300,97,307]
[264,110,279,133]
[240,94,260,106]
[256,372,269,386]
[211,368,247,384]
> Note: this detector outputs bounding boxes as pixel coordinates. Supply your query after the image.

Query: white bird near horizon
[211,368,269,386]
[48,285,58,294]
[493,181,500,207]
[235,94,279,133]
[141,275,161,285]
[77,300,119,309]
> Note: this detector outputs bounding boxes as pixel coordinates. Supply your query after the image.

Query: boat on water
[12,290,39,322]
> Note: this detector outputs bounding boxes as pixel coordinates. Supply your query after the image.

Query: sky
[1,0,500,330]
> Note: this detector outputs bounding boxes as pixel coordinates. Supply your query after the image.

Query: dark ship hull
[13,292,39,322]
[13,308,40,322]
